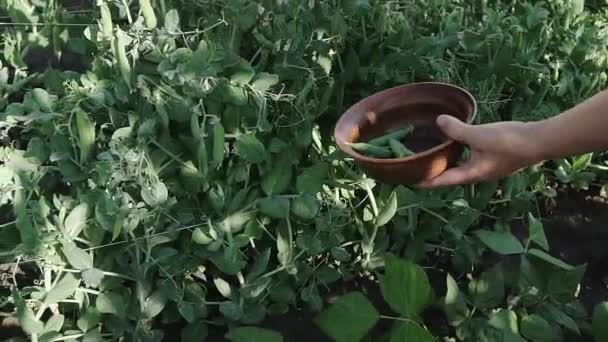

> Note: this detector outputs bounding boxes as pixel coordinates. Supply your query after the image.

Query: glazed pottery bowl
[334,82,477,185]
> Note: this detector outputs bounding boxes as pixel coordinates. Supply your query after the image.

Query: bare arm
[418,89,608,188]
[533,89,608,160]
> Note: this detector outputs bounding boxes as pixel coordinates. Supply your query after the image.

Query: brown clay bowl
[334,82,477,185]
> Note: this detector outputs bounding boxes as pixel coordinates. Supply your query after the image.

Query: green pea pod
[75,110,95,163]
[212,122,225,167]
[190,112,200,138]
[99,0,113,39]
[388,139,414,158]
[112,29,132,89]
[348,142,392,158]
[368,125,414,146]
[140,0,157,29]
[197,139,208,176]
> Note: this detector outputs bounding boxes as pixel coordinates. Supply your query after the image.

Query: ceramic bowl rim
[334,81,477,164]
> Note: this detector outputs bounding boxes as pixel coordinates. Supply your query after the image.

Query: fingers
[436,115,474,144]
[417,160,483,188]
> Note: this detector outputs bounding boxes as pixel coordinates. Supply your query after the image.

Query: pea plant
[0,0,608,341]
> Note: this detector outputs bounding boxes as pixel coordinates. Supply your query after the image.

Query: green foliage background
[0,0,608,341]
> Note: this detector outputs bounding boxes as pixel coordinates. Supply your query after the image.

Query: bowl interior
[335,82,476,162]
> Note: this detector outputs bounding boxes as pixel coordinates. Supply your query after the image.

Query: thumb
[436,115,472,143]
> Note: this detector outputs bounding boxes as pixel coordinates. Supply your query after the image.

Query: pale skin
[418,89,608,188]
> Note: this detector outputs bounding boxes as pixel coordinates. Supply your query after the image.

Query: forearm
[531,89,608,161]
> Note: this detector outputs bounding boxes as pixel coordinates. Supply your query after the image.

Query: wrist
[523,119,552,164]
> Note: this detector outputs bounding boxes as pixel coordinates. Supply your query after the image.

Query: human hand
[418,115,541,188]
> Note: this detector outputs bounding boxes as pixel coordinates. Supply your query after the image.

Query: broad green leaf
[182,321,208,342]
[444,273,469,326]
[62,242,93,270]
[547,264,587,303]
[296,163,328,194]
[251,73,279,92]
[527,248,573,270]
[291,193,320,220]
[77,307,101,332]
[276,225,293,272]
[235,134,267,164]
[141,181,169,207]
[65,203,88,238]
[230,59,255,85]
[164,9,180,33]
[96,291,126,317]
[143,289,168,318]
[389,321,434,342]
[31,88,56,112]
[257,196,289,219]
[262,165,292,195]
[43,314,64,333]
[489,309,518,334]
[541,303,580,334]
[315,292,379,342]
[226,326,283,342]
[44,273,80,305]
[593,302,608,342]
[527,213,549,251]
[375,191,397,227]
[521,314,560,342]
[474,230,524,255]
[13,288,44,335]
[380,255,433,318]
[81,268,105,288]
[468,264,504,309]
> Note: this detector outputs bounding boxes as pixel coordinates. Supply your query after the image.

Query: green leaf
[468,264,504,309]
[31,88,56,112]
[389,321,434,342]
[65,203,88,239]
[547,264,587,303]
[164,9,180,33]
[77,307,101,332]
[489,309,518,334]
[444,273,469,327]
[262,165,292,195]
[226,327,283,342]
[182,321,209,342]
[141,181,169,207]
[13,288,44,335]
[375,191,397,227]
[257,196,290,219]
[380,255,433,318]
[81,268,105,288]
[96,291,126,317]
[527,213,549,251]
[230,59,255,85]
[44,273,80,305]
[235,134,267,164]
[43,314,64,333]
[251,73,279,92]
[143,289,168,318]
[521,314,560,342]
[474,230,524,255]
[593,302,608,342]
[527,248,573,270]
[315,292,379,342]
[291,193,320,220]
[296,163,328,194]
[62,242,93,270]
